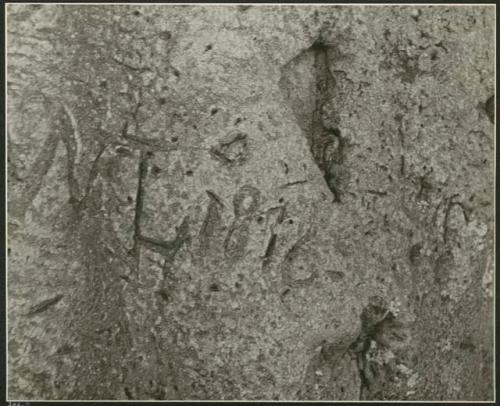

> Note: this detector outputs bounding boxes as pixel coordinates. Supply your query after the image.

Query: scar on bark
[311,39,345,203]
[279,35,346,203]
[350,297,407,398]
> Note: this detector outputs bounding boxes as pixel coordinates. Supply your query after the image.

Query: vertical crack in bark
[279,37,346,203]
[395,113,406,178]
[312,40,347,203]
[131,150,150,262]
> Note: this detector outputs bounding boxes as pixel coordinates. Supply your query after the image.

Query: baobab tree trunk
[7,4,494,401]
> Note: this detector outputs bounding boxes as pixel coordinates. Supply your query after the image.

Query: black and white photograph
[4,2,496,402]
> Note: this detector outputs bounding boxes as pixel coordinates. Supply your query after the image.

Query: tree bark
[7,4,494,400]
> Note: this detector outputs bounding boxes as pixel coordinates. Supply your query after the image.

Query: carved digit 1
[223,185,260,259]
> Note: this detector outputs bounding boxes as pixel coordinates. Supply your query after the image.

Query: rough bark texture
[7,4,494,401]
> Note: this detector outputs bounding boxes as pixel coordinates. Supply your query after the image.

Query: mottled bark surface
[7,5,494,401]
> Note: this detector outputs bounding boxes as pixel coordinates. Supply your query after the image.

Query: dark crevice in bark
[130,150,150,261]
[311,40,342,202]
[483,94,494,123]
[279,37,346,203]
[349,296,410,400]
